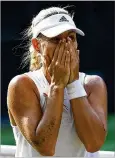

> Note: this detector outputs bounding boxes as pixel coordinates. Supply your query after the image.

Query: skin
[7,30,107,156]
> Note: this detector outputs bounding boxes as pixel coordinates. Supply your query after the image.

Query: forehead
[41,30,76,40]
[54,30,76,38]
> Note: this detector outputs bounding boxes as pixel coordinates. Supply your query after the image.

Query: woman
[7,6,107,157]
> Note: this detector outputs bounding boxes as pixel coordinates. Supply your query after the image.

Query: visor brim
[41,23,85,38]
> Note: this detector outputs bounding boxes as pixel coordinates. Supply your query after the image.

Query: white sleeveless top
[11,68,99,157]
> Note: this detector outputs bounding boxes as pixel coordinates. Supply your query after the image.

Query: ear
[31,38,40,52]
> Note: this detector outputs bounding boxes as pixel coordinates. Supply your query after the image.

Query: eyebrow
[47,31,76,41]
[56,31,76,38]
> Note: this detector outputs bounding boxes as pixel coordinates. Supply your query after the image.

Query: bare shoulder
[8,74,33,89]
[8,74,39,94]
[84,74,107,96]
[7,73,40,109]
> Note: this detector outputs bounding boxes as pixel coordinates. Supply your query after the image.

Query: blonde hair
[22,6,74,71]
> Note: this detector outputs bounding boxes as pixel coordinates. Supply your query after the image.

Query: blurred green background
[1,114,115,151]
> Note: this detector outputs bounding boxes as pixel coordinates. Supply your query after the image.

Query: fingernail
[68,37,71,41]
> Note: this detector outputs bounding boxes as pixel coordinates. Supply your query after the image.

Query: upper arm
[7,74,43,145]
[84,75,107,131]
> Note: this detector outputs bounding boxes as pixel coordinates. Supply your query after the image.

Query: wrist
[49,83,64,98]
[67,79,87,100]
[50,83,65,90]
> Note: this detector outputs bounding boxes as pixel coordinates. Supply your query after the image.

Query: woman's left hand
[67,38,79,84]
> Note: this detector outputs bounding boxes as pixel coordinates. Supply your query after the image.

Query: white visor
[32,14,85,38]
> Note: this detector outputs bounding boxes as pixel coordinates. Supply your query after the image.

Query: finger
[68,40,77,59]
[66,41,73,64]
[57,39,65,63]
[69,46,78,66]
[67,40,73,58]
[61,50,66,65]
[67,38,75,54]
[52,41,61,63]
[76,49,80,56]
[67,37,72,47]
[49,41,61,75]
[69,45,74,61]
[66,41,70,51]
[65,51,70,67]
[61,43,67,64]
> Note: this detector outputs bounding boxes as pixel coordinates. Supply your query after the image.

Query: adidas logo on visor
[59,16,69,22]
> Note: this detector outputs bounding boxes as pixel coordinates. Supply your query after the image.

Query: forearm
[70,97,106,152]
[35,84,64,154]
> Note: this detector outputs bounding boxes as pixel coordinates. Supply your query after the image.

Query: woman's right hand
[48,39,70,88]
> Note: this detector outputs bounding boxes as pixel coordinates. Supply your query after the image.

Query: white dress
[11,68,99,157]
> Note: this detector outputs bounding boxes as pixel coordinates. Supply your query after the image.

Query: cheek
[41,42,57,66]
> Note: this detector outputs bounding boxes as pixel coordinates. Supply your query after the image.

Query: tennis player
[7,6,107,157]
